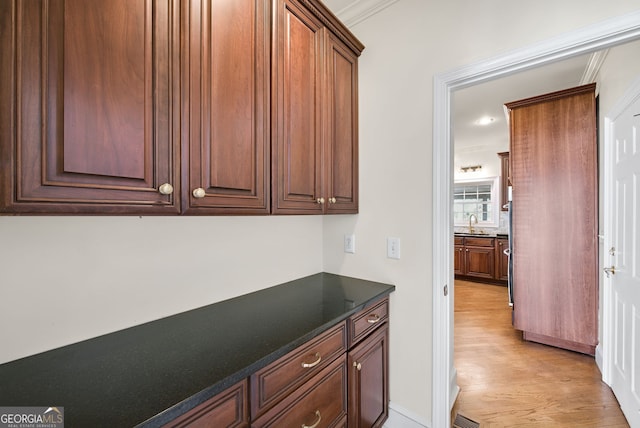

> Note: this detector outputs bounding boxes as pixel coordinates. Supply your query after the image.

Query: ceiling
[452,53,597,153]
[322,0,600,154]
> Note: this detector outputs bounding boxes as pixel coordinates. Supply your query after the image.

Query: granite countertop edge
[140,281,394,427]
[0,272,395,427]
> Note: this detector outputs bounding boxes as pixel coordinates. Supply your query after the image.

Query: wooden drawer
[163,380,248,428]
[251,355,348,428]
[464,237,495,247]
[454,236,464,245]
[250,321,347,419]
[348,298,388,348]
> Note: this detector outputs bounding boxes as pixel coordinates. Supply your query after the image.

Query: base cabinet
[496,238,509,282]
[348,324,389,428]
[164,298,390,427]
[163,380,248,428]
[252,356,348,428]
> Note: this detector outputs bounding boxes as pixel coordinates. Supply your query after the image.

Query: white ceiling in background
[322,0,601,155]
[453,53,597,153]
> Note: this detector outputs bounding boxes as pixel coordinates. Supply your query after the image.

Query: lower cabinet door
[251,355,347,428]
[163,380,248,428]
[348,323,389,428]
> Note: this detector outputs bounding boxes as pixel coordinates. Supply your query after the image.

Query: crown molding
[333,0,399,27]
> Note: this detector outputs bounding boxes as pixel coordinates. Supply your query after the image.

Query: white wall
[323,1,640,426]
[0,216,322,363]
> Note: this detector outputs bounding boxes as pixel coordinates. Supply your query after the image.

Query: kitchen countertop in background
[0,273,395,427]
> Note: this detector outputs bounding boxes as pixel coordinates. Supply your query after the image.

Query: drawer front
[250,321,347,418]
[454,236,464,245]
[164,380,248,428]
[464,237,495,247]
[348,298,388,347]
[251,355,348,428]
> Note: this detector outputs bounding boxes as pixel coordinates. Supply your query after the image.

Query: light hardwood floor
[452,279,629,427]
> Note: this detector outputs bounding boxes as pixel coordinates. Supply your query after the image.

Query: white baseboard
[595,343,603,374]
[450,366,460,410]
[383,402,429,428]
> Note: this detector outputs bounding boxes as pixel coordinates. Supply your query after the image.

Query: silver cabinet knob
[158,183,174,195]
[316,197,325,204]
[192,187,206,198]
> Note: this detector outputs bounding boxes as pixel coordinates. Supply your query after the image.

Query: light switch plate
[344,234,355,253]
[387,237,400,259]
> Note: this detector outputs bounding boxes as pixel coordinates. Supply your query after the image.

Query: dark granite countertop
[455,232,509,238]
[0,273,394,427]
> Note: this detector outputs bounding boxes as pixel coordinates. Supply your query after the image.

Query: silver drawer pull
[366,314,380,324]
[301,352,321,368]
[302,410,321,428]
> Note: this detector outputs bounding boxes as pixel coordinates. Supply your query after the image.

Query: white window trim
[453,176,499,228]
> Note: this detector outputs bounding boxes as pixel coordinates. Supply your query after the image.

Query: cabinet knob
[158,183,174,195]
[316,197,325,204]
[329,197,336,204]
[301,410,322,428]
[366,314,380,324]
[353,361,362,371]
[192,187,206,198]
[301,352,322,368]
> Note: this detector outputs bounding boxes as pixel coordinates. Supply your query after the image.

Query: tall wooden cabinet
[506,83,598,355]
[271,0,361,214]
[0,0,363,215]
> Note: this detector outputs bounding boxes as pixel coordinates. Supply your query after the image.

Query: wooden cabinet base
[163,380,248,428]
[522,331,596,356]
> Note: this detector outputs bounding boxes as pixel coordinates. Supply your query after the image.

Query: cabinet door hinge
[444,284,448,297]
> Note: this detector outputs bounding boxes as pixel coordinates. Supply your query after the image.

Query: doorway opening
[431,11,640,428]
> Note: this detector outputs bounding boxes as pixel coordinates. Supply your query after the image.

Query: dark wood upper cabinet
[183,0,270,214]
[0,0,362,215]
[271,0,363,215]
[324,31,359,214]
[0,0,180,214]
[271,0,324,214]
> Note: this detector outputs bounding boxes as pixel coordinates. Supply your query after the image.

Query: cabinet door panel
[454,245,464,275]
[497,239,509,281]
[348,323,389,428]
[1,0,179,213]
[185,0,270,213]
[465,247,495,279]
[325,32,358,214]
[272,0,323,214]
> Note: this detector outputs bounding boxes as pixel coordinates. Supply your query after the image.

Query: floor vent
[453,413,480,428]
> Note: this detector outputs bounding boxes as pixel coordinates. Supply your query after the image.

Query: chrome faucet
[469,213,478,234]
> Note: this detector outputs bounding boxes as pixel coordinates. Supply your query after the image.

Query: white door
[604,81,640,427]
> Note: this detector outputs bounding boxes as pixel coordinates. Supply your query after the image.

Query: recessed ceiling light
[475,116,495,126]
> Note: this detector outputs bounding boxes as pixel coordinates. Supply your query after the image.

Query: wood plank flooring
[452,279,628,427]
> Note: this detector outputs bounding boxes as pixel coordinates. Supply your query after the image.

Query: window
[453,177,498,227]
